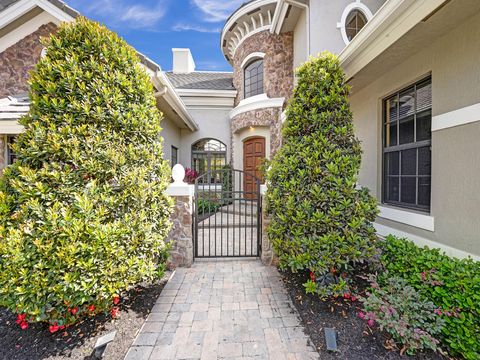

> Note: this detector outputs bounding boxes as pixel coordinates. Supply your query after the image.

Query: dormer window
[345,10,367,41]
[244,59,264,99]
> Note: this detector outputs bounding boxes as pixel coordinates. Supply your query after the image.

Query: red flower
[309,271,315,281]
[70,307,78,315]
[110,307,119,318]
[49,323,60,334]
[16,313,26,325]
[358,312,365,319]
[20,321,28,330]
[351,296,357,302]
[88,304,95,312]
[367,319,375,327]
[113,296,120,305]
[343,292,351,299]
[59,325,66,330]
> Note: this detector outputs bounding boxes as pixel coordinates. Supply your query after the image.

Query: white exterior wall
[308,0,385,55]
[349,12,480,258]
[293,8,308,72]
[161,117,181,165]
[179,108,231,168]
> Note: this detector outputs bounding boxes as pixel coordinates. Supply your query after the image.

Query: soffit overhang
[340,0,480,92]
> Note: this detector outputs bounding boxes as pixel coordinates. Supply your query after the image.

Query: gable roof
[0,0,79,18]
[165,72,235,91]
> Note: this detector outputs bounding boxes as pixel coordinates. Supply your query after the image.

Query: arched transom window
[345,9,367,42]
[192,138,227,183]
[244,59,264,99]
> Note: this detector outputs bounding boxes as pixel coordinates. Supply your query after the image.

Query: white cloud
[120,5,166,26]
[172,23,221,33]
[191,0,245,23]
[68,0,167,29]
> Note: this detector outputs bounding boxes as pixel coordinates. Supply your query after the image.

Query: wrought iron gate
[193,169,262,258]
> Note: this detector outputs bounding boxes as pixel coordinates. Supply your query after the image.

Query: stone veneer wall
[230,107,282,163]
[232,30,294,106]
[165,195,194,268]
[0,23,57,98]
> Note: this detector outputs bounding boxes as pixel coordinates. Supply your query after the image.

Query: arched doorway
[243,136,265,198]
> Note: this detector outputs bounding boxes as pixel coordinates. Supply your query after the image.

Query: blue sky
[64,0,246,72]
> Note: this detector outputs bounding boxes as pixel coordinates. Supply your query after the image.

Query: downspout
[154,86,168,97]
[153,71,199,132]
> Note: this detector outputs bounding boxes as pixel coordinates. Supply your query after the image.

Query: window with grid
[192,139,227,184]
[7,135,17,165]
[171,146,178,167]
[383,77,432,212]
[244,59,264,99]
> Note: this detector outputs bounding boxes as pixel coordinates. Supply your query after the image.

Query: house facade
[1,0,479,259]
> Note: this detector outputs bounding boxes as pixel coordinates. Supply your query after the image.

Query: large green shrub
[0,17,173,328]
[380,236,480,359]
[265,52,378,297]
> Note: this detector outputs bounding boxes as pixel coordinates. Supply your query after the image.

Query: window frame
[345,9,367,42]
[191,138,227,184]
[382,76,432,213]
[6,135,17,165]
[171,145,178,167]
[244,58,264,99]
[338,2,373,45]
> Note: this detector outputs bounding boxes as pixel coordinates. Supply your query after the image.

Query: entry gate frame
[193,168,262,258]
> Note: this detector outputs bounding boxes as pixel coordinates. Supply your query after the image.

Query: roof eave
[339,0,449,80]
[154,71,199,132]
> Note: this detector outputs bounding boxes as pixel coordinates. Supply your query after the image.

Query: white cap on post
[172,164,186,184]
[167,164,194,197]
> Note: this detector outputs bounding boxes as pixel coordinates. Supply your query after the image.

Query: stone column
[165,165,194,268]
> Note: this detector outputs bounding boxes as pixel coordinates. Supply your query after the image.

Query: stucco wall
[349,12,480,256]
[179,107,231,168]
[161,117,182,165]
[309,0,385,55]
[293,8,308,72]
[0,23,56,98]
[232,30,294,106]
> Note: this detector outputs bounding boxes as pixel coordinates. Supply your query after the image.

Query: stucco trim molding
[230,94,285,119]
[241,52,266,69]
[378,205,434,232]
[339,0,447,80]
[432,102,480,131]
[337,1,373,45]
[374,223,480,261]
[0,0,74,30]
[0,121,23,134]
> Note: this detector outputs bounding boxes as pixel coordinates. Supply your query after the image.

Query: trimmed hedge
[0,17,173,328]
[265,52,378,297]
[380,236,480,359]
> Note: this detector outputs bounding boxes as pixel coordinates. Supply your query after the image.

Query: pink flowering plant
[360,275,445,355]
[184,168,199,184]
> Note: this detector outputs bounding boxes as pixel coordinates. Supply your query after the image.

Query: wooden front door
[243,137,265,198]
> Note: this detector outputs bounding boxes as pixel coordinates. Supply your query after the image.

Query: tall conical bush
[265,52,378,297]
[0,17,173,327]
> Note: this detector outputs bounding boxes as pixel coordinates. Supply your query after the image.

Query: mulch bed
[0,272,170,360]
[280,269,447,360]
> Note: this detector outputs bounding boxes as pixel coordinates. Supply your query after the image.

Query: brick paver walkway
[125,259,319,360]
